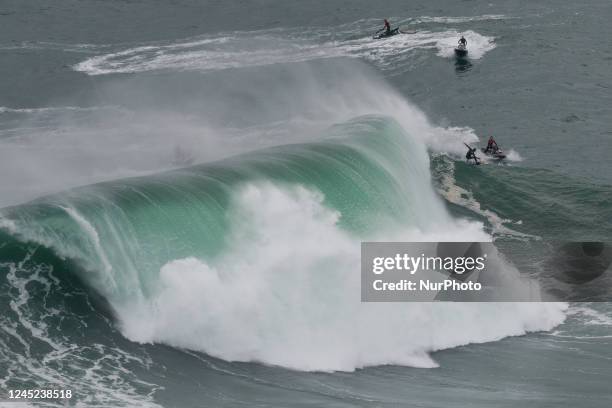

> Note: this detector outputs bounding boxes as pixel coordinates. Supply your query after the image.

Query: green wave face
[432,155,612,241]
[0,116,448,302]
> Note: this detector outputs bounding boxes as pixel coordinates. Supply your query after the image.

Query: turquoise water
[1,1,611,407]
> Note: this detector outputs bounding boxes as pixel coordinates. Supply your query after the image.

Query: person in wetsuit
[466,146,480,164]
[458,36,467,47]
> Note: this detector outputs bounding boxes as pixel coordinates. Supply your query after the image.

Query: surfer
[484,136,499,153]
[465,145,480,165]
[458,36,467,47]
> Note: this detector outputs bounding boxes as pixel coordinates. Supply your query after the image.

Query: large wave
[1,115,566,371]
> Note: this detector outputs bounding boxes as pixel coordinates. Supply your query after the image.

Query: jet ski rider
[485,136,499,153]
[458,36,467,47]
[384,19,391,34]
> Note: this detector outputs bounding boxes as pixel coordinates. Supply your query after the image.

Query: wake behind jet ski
[455,35,468,57]
[480,136,507,159]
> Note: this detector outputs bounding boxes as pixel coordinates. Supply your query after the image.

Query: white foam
[505,148,524,162]
[433,156,536,239]
[73,34,347,75]
[434,30,496,59]
[0,105,118,114]
[0,217,17,234]
[0,257,162,407]
[410,15,508,25]
[567,305,612,326]
[60,206,117,290]
[118,182,566,372]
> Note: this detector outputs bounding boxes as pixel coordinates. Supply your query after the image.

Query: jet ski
[373,27,400,39]
[480,147,506,160]
[454,43,468,57]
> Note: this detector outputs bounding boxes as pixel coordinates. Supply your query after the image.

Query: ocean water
[1,0,611,407]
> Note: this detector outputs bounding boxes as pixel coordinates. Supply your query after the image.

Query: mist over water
[0,59,479,208]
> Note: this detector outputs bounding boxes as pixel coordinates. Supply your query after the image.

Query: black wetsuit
[459,38,467,47]
[466,147,479,164]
